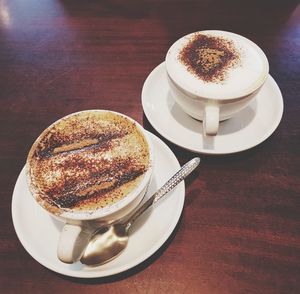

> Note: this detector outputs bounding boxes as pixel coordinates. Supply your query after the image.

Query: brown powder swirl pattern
[178,33,241,83]
[26,111,150,216]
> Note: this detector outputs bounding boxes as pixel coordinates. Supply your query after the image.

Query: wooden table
[1,0,299,293]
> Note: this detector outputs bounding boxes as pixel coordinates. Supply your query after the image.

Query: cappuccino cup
[165,30,269,136]
[26,110,153,263]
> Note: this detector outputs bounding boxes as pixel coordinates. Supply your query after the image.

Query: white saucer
[11,133,184,278]
[142,62,284,154]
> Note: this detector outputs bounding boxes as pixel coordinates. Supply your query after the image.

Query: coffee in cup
[26,110,153,263]
[166,30,269,135]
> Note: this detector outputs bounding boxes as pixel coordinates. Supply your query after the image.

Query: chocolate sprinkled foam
[26,111,150,216]
[178,33,241,83]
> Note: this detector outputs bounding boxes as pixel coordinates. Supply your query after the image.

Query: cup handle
[57,223,93,264]
[203,103,219,136]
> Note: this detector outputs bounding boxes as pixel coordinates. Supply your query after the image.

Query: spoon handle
[124,157,200,229]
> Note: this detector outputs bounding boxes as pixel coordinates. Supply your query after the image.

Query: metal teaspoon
[80,157,200,266]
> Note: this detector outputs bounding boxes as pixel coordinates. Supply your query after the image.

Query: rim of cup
[26,109,154,221]
[165,30,269,100]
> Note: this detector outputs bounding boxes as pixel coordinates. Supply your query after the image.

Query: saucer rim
[141,62,284,155]
[11,132,185,278]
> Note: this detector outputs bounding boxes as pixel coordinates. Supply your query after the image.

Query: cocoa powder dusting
[27,111,150,214]
[178,34,240,83]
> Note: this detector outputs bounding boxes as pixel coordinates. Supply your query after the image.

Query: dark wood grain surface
[1,0,299,293]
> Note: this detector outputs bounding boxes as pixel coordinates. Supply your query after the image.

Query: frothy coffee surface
[27,111,150,216]
[178,34,240,83]
[166,31,269,99]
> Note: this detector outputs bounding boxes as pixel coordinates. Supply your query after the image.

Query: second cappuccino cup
[26,110,153,264]
[165,30,269,136]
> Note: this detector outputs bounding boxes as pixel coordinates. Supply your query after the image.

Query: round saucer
[11,133,185,278]
[142,62,284,154]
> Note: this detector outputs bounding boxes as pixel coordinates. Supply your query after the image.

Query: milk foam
[166,31,269,100]
[26,110,153,220]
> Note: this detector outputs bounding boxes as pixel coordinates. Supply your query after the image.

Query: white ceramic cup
[26,110,153,264]
[165,30,269,136]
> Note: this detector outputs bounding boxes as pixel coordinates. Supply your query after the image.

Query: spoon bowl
[82,224,128,266]
[80,157,200,266]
